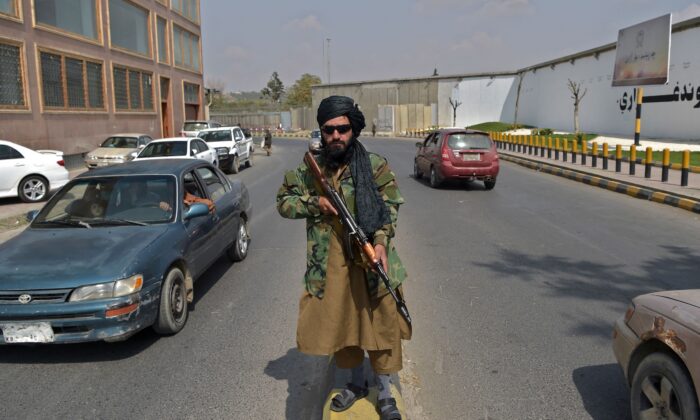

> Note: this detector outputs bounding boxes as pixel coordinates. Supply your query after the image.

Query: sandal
[377,397,402,420]
[330,382,369,412]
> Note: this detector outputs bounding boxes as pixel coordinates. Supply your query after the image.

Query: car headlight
[86,155,96,160]
[69,274,144,302]
[216,147,229,156]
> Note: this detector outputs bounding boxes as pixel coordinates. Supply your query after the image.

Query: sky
[201,0,700,93]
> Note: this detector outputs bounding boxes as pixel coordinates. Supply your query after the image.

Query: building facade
[0,0,204,159]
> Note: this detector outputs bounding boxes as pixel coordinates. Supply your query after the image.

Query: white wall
[438,76,517,127]
[509,25,700,140]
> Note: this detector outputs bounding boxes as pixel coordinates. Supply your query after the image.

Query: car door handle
[15,163,25,167]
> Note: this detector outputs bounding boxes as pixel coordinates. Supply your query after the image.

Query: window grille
[65,57,85,108]
[86,61,103,108]
[113,67,128,109]
[113,66,153,111]
[40,52,63,107]
[0,43,24,107]
[184,82,199,104]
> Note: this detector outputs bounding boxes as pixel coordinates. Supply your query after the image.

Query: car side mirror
[415,142,423,148]
[184,203,209,220]
[191,148,198,156]
[138,144,145,149]
[26,210,40,222]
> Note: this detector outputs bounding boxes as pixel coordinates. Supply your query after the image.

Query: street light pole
[326,38,331,85]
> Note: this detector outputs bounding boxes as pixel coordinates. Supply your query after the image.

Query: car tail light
[57,159,65,166]
[442,147,452,161]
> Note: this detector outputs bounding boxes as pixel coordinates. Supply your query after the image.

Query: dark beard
[322,139,353,170]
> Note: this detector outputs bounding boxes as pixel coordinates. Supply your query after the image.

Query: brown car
[613,290,700,420]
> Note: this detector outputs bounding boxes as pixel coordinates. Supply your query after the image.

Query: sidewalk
[497,143,700,214]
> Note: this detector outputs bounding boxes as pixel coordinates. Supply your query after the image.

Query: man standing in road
[276,96,410,419]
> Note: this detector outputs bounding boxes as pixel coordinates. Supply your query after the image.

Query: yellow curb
[650,192,667,204]
[323,384,405,420]
[625,186,640,197]
[678,198,696,211]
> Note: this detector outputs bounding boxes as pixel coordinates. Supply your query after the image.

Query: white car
[197,126,253,174]
[134,137,217,166]
[0,140,70,202]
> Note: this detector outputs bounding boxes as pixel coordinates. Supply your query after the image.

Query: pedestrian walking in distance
[277,95,411,419]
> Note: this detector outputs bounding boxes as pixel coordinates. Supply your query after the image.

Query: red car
[414,129,499,189]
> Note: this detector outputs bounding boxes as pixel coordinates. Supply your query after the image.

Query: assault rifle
[304,152,412,326]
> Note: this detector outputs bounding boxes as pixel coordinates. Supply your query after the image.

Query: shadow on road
[573,364,631,420]
[474,244,699,308]
[410,174,490,191]
[264,348,331,420]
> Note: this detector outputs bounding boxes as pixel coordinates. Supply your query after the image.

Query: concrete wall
[311,18,700,141]
[437,75,518,127]
[517,22,700,140]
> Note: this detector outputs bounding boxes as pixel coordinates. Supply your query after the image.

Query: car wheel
[630,353,699,420]
[227,217,250,262]
[230,155,240,174]
[414,160,422,179]
[245,153,253,168]
[484,179,496,190]
[429,167,441,188]
[153,267,188,335]
[19,175,48,203]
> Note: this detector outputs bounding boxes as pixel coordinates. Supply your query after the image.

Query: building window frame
[181,79,201,120]
[31,0,103,46]
[155,14,170,65]
[172,23,201,74]
[170,0,198,24]
[106,0,153,59]
[155,0,169,6]
[0,36,30,112]
[36,46,106,113]
[111,63,155,114]
[0,0,22,22]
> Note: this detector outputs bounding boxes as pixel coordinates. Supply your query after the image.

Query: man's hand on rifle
[374,244,388,272]
[318,196,338,216]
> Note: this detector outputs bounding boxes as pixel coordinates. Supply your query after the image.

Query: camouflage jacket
[276,152,406,298]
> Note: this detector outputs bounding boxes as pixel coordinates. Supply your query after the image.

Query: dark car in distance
[414,129,499,189]
[0,159,251,344]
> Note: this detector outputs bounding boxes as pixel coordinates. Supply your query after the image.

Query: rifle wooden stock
[303,152,412,326]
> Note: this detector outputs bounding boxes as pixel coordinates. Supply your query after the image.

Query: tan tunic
[296,169,411,356]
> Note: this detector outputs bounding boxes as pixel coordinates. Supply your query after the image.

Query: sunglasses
[321,124,352,135]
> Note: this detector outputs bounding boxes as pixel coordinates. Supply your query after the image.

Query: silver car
[84,134,153,169]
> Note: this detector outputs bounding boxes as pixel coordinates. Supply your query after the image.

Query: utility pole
[326,38,331,85]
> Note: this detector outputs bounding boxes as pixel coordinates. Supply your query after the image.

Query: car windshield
[101,137,139,148]
[139,142,188,157]
[33,175,176,226]
[198,130,232,142]
[184,122,209,131]
[447,134,492,150]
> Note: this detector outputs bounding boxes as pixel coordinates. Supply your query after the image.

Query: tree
[449,97,462,127]
[285,73,321,108]
[260,71,285,105]
[567,79,587,135]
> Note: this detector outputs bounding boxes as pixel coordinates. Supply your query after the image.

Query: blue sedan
[0,159,251,344]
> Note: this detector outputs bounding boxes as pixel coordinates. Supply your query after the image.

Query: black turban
[316,95,366,138]
[315,95,390,237]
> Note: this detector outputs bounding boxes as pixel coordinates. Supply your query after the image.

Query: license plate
[2,322,55,343]
[462,153,481,161]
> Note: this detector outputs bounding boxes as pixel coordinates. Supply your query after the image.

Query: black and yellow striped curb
[501,154,700,214]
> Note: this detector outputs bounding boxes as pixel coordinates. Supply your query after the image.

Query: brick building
[0,0,204,162]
